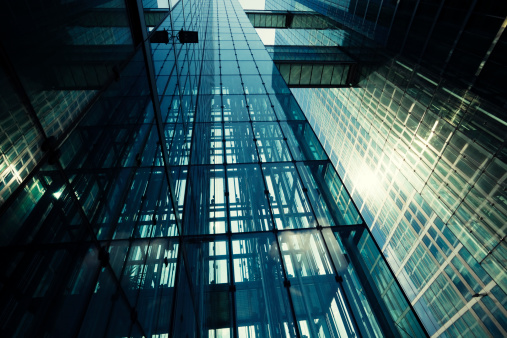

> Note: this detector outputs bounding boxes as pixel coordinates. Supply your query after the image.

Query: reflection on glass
[185,166,227,234]
[233,233,296,337]
[279,230,359,337]
[262,163,315,229]
[228,165,272,232]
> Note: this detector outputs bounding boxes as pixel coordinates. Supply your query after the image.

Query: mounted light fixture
[149,29,198,44]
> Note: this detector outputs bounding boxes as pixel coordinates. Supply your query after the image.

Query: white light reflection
[238,0,265,10]
[52,186,65,199]
[353,166,382,198]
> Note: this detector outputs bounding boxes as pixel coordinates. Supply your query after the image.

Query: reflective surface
[0,0,428,337]
[270,1,507,336]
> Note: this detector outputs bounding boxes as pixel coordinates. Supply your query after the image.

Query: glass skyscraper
[0,0,504,338]
[258,0,507,336]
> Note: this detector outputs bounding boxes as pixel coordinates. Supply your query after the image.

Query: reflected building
[0,0,430,337]
[260,0,507,336]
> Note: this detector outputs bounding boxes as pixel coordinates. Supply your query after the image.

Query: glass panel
[296,163,336,227]
[131,169,178,238]
[227,164,272,232]
[192,123,224,165]
[262,163,315,229]
[322,228,384,337]
[184,166,227,235]
[134,239,178,334]
[243,75,266,94]
[223,95,249,121]
[253,122,292,162]
[79,267,127,337]
[281,121,327,161]
[221,61,240,75]
[224,123,257,164]
[172,249,198,337]
[0,245,101,337]
[222,75,244,95]
[232,233,297,337]
[270,94,305,121]
[238,60,258,74]
[337,229,427,338]
[246,95,277,121]
[262,74,291,94]
[197,94,222,122]
[184,238,232,336]
[299,65,312,85]
[279,230,359,337]
[167,123,192,166]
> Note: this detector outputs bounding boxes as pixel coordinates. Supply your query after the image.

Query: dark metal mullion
[273,232,301,338]
[243,40,301,338]
[334,224,430,337]
[362,0,372,26]
[0,224,367,256]
[127,0,203,335]
[342,227,403,337]
[220,13,239,338]
[70,254,108,338]
[373,0,384,30]
[129,159,167,333]
[101,166,155,338]
[284,234,320,338]
[249,47,303,338]
[168,240,183,335]
[317,229,364,337]
[440,0,478,75]
[418,0,446,63]
[170,0,215,335]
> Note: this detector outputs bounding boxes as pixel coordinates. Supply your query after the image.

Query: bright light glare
[238,0,265,10]
[256,28,276,45]
[156,0,169,8]
[353,166,381,197]
[52,187,65,199]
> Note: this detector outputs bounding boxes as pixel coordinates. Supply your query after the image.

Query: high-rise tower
[257,0,507,336]
[0,0,429,337]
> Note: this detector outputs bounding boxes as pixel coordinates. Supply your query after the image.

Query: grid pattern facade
[271,13,507,338]
[0,0,430,337]
[0,0,137,204]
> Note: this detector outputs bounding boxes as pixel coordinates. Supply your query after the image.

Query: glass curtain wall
[0,0,428,337]
[263,1,507,336]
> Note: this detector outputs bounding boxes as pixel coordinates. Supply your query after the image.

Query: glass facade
[258,0,507,336]
[0,0,430,337]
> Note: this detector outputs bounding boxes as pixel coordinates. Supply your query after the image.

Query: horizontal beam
[274,61,358,88]
[245,10,336,29]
